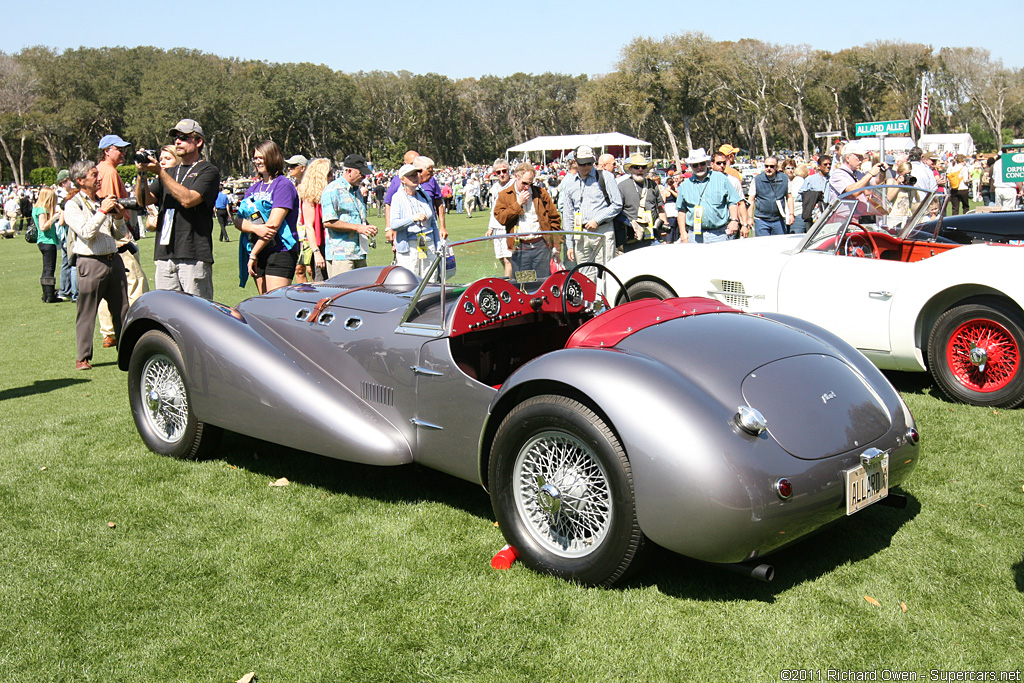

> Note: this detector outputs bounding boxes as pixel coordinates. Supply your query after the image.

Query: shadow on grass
[629,493,921,602]
[0,377,91,401]
[1014,553,1024,593]
[883,370,946,402]
[216,432,493,520]
[214,431,921,601]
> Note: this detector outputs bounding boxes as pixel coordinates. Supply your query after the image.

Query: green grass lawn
[1,212,1022,682]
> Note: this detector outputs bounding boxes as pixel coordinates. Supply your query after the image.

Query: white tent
[918,134,975,156]
[846,137,915,155]
[506,132,651,161]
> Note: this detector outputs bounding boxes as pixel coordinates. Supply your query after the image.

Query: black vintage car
[912,210,1024,245]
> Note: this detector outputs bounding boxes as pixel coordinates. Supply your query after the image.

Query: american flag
[914,94,930,131]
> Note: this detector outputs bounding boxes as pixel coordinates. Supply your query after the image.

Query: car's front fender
[120,290,413,466]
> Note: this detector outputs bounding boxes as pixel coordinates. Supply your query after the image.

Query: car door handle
[869,290,893,298]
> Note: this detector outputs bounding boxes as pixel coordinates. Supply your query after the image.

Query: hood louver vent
[362,382,394,406]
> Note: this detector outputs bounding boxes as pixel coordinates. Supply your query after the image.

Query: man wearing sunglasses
[485,158,515,278]
[135,118,221,299]
[676,148,741,243]
[747,156,794,237]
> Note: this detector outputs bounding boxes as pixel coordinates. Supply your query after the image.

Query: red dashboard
[449,272,598,338]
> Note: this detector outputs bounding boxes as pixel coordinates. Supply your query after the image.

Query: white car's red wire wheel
[929,300,1024,408]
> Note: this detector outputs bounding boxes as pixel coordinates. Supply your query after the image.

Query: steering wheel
[841,222,880,259]
[560,261,630,327]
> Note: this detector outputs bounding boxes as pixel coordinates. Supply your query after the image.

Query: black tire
[128,330,221,459]
[489,395,646,586]
[927,300,1024,408]
[624,280,674,302]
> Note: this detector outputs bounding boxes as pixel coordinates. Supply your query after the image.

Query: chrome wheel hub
[140,354,188,443]
[512,430,612,558]
[969,343,988,371]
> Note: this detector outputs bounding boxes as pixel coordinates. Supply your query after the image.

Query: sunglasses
[578,162,594,167]
[174,134,195,142]
[494,169,509,174]
[764,164,777,169]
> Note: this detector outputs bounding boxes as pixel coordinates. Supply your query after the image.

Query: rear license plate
[844,455,888,515]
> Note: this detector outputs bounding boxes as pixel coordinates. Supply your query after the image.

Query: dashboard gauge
[565,278,584,307]
[550,284,562,299]
[500,290,512,303]
[463,300,476,315]
[477,288,501,318]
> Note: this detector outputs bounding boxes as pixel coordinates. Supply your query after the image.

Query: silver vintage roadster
[119,232,920,586]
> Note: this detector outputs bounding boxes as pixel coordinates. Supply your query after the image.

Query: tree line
[1,36,1022,185]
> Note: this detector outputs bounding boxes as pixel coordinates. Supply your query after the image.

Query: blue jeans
[687,228,729,243]
[455,195,464,213]
[59,239,78,300]
[754,218,786,237]
[789,214,807,234]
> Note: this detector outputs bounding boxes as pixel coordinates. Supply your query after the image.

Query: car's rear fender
[120,290,413,466]
[480,348,780,557]
[481,345,917,563]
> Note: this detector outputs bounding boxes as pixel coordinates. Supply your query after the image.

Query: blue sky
[3,1,1019,78]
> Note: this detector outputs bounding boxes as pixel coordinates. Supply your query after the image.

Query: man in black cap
[321,153,377,275]
[135,118,221,299]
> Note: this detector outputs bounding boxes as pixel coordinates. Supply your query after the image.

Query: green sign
[999,152,1024,184]
[855,120,911,137]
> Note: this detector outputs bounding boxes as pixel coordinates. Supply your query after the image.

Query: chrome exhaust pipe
[878,492,908,509]
[717,561,775,583]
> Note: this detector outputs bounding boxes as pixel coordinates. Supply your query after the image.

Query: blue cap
[98,134,130,149]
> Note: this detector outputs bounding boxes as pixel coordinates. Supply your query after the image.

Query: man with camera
[135,119,221,299]
[830,144,887,198]
[96,134,149,348]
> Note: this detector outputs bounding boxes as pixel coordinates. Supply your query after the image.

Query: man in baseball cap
[135,117,220,299]
[285,154,308,185]
[168,119,205,139]
[560,144,622,266]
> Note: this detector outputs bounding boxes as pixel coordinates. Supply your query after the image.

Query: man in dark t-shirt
[135,118,221,299]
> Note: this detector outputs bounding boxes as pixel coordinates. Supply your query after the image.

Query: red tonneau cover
[566,297,740,349]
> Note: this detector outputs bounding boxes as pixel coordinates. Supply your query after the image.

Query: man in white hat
[676,148,741,243]
[616,152,666,252]
[830,143,887,200]
[285,155,308,185]
[560,144,623,266]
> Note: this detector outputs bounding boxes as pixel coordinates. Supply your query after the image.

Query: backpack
[948,167,962,190]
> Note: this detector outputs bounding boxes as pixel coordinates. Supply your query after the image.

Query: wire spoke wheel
[946,318,1019,392]
[128,330,220,459]
[490,395,646,586]
[141,354,190,443]
[928,300,1024,408]
[513,430,612,558]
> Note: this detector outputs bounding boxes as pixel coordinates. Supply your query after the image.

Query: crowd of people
[3,122,1023,373]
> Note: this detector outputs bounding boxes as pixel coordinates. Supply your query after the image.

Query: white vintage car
[606,186,1024,408]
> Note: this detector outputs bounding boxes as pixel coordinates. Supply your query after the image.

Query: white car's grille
[717,280,749,310]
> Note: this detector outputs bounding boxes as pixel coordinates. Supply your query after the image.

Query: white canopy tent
[506,132,652,163]
[918,134,976,157]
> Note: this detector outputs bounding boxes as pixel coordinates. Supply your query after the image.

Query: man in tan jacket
[493,163,561,280]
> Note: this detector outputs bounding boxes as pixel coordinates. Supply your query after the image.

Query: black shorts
[255,247,298,279]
